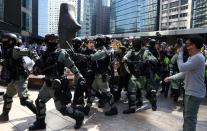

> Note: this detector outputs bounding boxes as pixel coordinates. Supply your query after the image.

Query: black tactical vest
[1,48,15,82]
[41,50,64,77]
[95,49,110,74]
[128,49,146,76]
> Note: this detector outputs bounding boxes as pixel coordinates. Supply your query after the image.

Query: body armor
[94,51,110,74]
[128,49,146,76]
[41,50,64,78]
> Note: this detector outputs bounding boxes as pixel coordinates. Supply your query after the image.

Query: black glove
[66,49,74,58]
[32,59,42,75]
[78,77,86,87]
[102,74,108,82]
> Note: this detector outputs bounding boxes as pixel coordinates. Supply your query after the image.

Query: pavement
[0,85,207,131]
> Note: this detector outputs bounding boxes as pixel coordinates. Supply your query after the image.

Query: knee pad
[128,92,136,101]
[20,97,33,106]
[3,94,13,103]
[52,79,61,89]
[35,98,46,109]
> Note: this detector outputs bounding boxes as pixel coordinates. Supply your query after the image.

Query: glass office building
[110,0,159,34]
[21,0,32,35]
[0,0,3,20]
[77,0,96,36]
[192,0,207,28]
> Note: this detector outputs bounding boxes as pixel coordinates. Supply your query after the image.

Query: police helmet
[149,39,156,47]
[44,34,58,43]
[1,32,18,43]
[95,35,105,47]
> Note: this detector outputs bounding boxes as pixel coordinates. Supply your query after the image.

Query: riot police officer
[72,37,82,53]
[29,34,85,130]
[72,38,96,106]
[123,38,158,114]
[0,32,38,121]
[74,36,118,116]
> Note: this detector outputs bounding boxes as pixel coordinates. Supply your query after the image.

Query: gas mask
[47,42,58,52]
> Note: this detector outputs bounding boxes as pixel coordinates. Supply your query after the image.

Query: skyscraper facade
[95,0,111,35]
[192,0,207,28]
[21,0,33,36]
[32,0,38,36]
[110,0,159,34]
[0,0,3,20]
[159,0,192,30]
[77,0,111,36]
[77,0,95,36]
[0,0,21,33]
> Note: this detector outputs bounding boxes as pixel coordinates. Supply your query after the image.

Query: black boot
[151,102,157,111]
[83,105,90,115]
[73,111,84,129]
[29,118,46,130]
[123,108,135,114]
[105,107,118,116]
[98,99,106,108]
[136,101,143,108]
[59,107,84,129]
[150,91,157,111]
[0,112,9,121]
[0,95,13,121]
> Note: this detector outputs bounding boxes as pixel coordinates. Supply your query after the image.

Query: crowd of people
[0,32,206,131]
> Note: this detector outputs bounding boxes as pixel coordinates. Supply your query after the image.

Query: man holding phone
[164,35,206,131]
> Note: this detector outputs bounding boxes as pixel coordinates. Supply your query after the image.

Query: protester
[164,35,206,131]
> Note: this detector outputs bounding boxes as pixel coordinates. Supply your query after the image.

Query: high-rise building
[32,0,38,37]
[77,0,96,36]
[21,0,33,36]
[38,0,77,37]
[0,0,3,20]
[160,0,192,30]
[0,0,21,33]
[192,0,207,28]
[95,0,111,35]
[77,0,111,36]
[110,0,159,34]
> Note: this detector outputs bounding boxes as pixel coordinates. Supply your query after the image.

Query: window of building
[179,20,187,26]
[162,10,168,14]
[181,0,188,5]
[180,5,188,10]
[161,27,167,30]
[161,16,168,20]
[22,0,32,10]
[162,4,168,10]
[0,0,3,20]
[169,8,178,13]
[169,1,179,8]
[22,12,32,32]
[161,23,168,27]
[169,14,178,19]
[180,13,187,17]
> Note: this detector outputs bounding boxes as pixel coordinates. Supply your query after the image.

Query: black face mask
[2,41,13,49]
[47,42,58,52]
[133,44,141,51]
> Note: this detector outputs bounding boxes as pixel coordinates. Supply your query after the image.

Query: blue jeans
[183,95,203,131]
